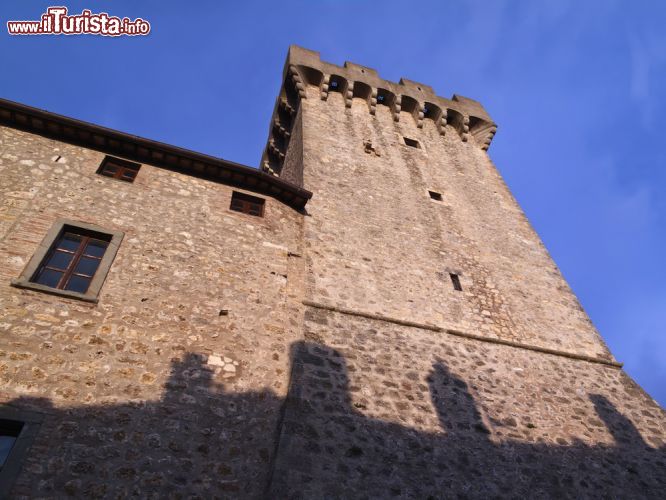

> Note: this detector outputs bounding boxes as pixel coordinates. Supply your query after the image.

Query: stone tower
[0,46,663,498]
[260,46,665,497]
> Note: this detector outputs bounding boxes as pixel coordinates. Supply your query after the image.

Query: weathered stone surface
[297,83,611,360]
[0,126,305,497]
[0,46,664,499]
[269,313,666,497]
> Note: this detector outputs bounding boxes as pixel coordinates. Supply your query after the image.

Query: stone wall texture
[0,126,305,497]
[0,47,665,499]
[298,86,611,359]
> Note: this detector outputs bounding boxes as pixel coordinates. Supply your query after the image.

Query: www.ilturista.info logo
[7,6,151,36]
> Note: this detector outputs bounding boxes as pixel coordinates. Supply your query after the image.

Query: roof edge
[0,98,312,210]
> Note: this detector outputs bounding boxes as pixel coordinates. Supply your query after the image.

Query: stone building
[0,46,663,498]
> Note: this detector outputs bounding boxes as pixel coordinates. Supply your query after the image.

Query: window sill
[11,278,99,303]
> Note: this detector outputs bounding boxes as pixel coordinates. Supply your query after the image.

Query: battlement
[261,45,498,177]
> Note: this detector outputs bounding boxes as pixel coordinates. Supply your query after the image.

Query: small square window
[11,219,124,303]
[97,156,141,182]
[403,137,420,149]
[429,190,443,201]
[230,191,265,217]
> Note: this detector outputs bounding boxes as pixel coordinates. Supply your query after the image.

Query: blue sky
[2,1,664,406]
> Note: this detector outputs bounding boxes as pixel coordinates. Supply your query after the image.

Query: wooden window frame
[97,155,141,182]
[11,219,124,303]
[229,191,265,217]
[32,231,109,293]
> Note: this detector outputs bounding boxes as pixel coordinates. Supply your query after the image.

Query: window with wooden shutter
[230,191,265,217]
[97,156,141,182]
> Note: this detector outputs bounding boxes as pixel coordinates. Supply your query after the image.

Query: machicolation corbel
[320,75,330,101]
[288,65,306,99]
[393,95,402,122]
[344,82,353,108]
[370,88,377,115]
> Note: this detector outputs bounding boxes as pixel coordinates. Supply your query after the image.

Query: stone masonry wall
[269,310,666,498]
[0,125,305,498]
[280,106,304,188]
[298,84,612,360]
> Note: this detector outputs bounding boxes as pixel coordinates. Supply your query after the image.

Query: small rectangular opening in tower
[376,89,393,107]
[428,190,442,201]
[403,137,420,149]
[450,273,462,291]
[329,76,344,93]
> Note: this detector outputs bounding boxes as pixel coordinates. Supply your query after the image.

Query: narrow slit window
[97,156,141,182]
[450,273,463,291]
[403,137,420,149]
[429,190,442,201]
[230,191,265,217]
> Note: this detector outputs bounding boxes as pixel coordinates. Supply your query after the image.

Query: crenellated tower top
[261,45,498,177]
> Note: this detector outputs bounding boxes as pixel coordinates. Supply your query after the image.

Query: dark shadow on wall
[269,342,666,499]
[4,343,666,498]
